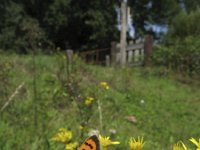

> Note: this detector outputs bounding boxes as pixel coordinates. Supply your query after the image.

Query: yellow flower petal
[173,141,187,150]
[65,142,78,150]
[84,97,94,106]
[129,137,145,150]
[51,128,72,143]
[79,125,84,130]
[100,82,110,90]
[98,135,120,147]
[190,138,200,148]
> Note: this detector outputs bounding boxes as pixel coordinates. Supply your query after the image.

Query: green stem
[97,99,103,132]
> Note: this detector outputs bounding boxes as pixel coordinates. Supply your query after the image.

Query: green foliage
[0,54,200,149]
[0,0,119,52]
[2,0,200,53]
[154,9,200,76]
[153,37,200,76]
[128,0,181,35]
[167,9,200,38]
[44,0,71,47]
[66,0,119,49]
[128,0,199,35]
[44,0,70,31]
[183,0,200,12]
[0,62,13,104]
[0,2,50,53]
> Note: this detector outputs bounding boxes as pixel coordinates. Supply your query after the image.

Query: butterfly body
[79,135,100,150]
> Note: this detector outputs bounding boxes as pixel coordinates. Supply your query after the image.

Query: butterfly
[79,135,100,150]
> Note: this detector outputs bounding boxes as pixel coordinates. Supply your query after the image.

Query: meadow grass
[0,53,200,150]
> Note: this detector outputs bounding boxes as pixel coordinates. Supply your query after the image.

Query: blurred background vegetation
[0,0,199,50]
[0,0,200,75]
[0,0,200,150]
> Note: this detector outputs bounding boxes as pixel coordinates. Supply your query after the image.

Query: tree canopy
[0,0,120,52]
[128,0,181,36]
[0,0,200,53]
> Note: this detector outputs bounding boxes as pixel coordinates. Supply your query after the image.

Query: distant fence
[79,48,110,65]
[78,35,153,66]
[111,39,144,66]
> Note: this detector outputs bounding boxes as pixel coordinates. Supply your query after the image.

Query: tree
[0,0,8,30]
[128,0,181,36]
[44,0,71,49]
[0,1,49,53]
[183,0,200,12]
[166,8,200,40]
[0,0,120,52]
[65,0,119,50]
[153,8,200,75]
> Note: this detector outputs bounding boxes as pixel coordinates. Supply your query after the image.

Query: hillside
[0,53,200,150]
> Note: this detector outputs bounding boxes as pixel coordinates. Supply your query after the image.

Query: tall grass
[0,53,200,150]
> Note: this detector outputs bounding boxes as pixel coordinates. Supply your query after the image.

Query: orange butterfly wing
[79,135,100,150]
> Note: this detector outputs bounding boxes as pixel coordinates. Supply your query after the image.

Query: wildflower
[190,138,200,150]
[84,97,94,106]
[100,82,110,90]
[79,125,84,130]
[129,137,145,150]
[98,134,120,147]
[52,128,72,143]
[173,141,187,150]
[65,142,78,150]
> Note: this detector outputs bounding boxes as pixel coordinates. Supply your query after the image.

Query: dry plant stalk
[97,99,103,132]
[0,82,25,112]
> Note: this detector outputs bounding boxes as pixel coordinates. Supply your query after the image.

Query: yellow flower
[65,142,78,150]
[129,137,145,150]
[105,86,109,90]
[79,125,84,130]
[190,138,200,150]
[84,97,94,106]
[98,135,120,147]
[173,141,187,150]
[100,82,110,90]
[52,128,72,143]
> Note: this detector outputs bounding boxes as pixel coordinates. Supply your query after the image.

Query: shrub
[153,9,200,76]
